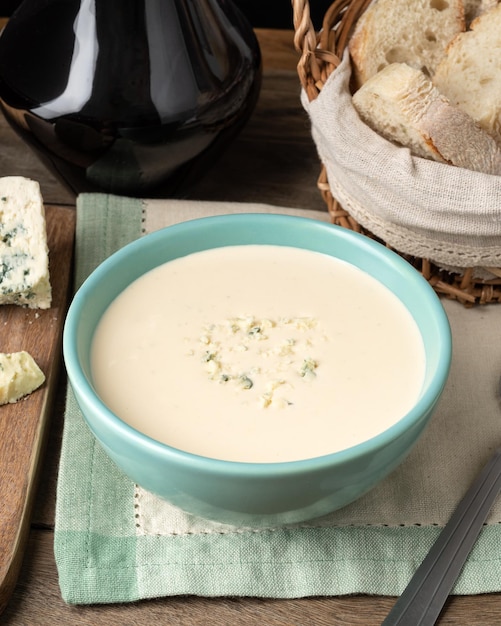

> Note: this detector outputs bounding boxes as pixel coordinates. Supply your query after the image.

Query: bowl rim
[63,212,452,476]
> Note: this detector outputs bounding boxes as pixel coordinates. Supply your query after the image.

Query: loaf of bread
[433,3,501,144]
[352,62,501,175]
[348,0,465,89]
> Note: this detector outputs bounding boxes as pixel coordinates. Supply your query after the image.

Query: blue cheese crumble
[190,316,324,408]
[0,177,51,309]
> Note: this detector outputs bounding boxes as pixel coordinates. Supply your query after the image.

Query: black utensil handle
[382,448,501,626]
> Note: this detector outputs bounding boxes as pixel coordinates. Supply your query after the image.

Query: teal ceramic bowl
[63,213,452,527]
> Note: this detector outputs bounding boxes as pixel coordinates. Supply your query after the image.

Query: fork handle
[382,448,501,626]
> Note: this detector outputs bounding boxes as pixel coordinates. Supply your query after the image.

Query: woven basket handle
[291,0,323,100]
[291,0,372,100]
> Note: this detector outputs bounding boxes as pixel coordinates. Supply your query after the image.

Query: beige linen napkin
[143,198,501,529]
[55,195,501,605]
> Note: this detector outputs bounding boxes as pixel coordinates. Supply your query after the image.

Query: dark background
[233,0,332,29]
[0,0,332,29]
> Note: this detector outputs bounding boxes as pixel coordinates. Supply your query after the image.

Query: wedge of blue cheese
[0,351,45,405]
[0,176,51,308]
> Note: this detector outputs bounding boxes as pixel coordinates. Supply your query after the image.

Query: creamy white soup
[90,244,426,463]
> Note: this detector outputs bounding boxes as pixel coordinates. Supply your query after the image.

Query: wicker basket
[291,0,501,305]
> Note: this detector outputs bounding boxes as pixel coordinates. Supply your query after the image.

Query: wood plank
[0,204,75,615]
[255,28,299,72]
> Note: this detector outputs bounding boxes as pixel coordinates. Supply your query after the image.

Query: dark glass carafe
[0,0,262,197]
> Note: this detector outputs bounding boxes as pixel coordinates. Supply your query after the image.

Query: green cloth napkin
[55,193,501,605]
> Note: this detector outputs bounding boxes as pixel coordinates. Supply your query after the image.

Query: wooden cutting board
[0,204,75,614]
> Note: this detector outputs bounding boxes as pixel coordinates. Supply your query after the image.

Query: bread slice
[433,3,501,144]
[348,0,465,88]
[352,62,501,175]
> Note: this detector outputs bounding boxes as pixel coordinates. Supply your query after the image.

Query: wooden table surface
[1,26,501,626]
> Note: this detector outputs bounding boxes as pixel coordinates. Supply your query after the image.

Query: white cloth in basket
[302,50,501,276]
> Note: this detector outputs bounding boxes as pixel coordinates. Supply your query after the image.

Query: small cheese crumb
[0,351,45,405]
